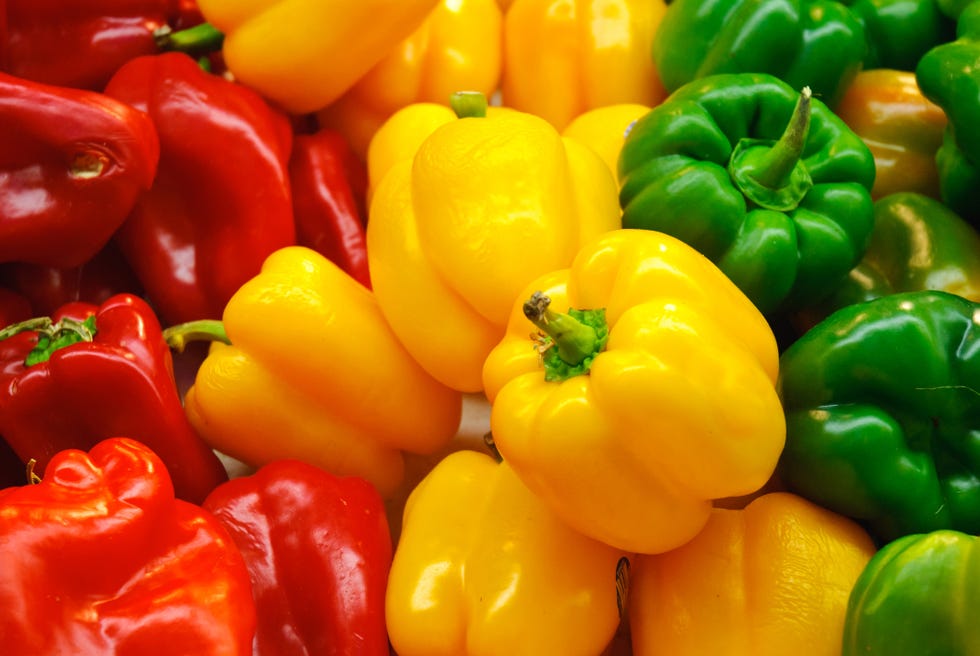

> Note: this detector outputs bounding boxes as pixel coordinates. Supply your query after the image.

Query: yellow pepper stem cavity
[523,291,608,382]
[450,90,488,118]
[162,319,231,353]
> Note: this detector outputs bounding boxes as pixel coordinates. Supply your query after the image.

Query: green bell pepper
[777,290,980,543]
[843,530,980,655]
[793,191,980,330]
[844,0,954,71]
[618,72,875,315]
[916,1,980,223]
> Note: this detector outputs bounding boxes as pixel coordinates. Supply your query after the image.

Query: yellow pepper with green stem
[483,229,786,554]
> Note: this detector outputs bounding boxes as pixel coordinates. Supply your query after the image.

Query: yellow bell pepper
[483,229,785,554]
[168,246,463,497]
[317,0,503,160]
[630,492,877,655]
[367,92,621,393]
[561,102,652,182]
[501,0,669,131]
[386,449,628,656]
[195,0,441,114]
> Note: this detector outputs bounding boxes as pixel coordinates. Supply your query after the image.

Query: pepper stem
[748,86,812,190]
[154,22,225,56]
[450,91,488,118]
[523,291,609,382]
[162,320,231,353]
[0,314,98,366]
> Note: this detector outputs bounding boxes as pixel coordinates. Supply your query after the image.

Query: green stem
[0,317,53,342]
[523,291,598,367]
[748,86,812,190]
[450,91,488,119]
[162,320,231,353]
[155,22,225,56]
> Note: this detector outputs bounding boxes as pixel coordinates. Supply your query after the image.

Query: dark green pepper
[843,530,980,655]
[619,72,875,315]
[843,0,954,71]
[777,290,980,543]
[916,1,980,223]
[793,191,980,331]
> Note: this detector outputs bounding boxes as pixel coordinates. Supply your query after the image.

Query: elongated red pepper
[0,71,159,269]
[203,459,393,656]
[0,293,228,503]
[0,437,256,655]
[290,129,371,288]
[0,0,205,90]
[103,52,296,325]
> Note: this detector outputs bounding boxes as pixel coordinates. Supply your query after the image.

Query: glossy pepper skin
[619,73,876,316]
[562,103,652,183]
[289,129,371,289]
[792,192,980,331]
[317,0,503,160]
[203,459,393,656]
[103,52,296,326]
[835,68,947,200]
[368,93,622,393]
[777,290,980,543]
[0,0,199,90]
[0,71,159,269]
[843,530,980,655]
[386,449,628,656]
[631,492,876,656]
[0,437,256,655]
[844,0,954,71]
[195,0,440,114]
[0,293,228,504]
[172,246,462,498]
[916,2,980,223]
[483,229,785,554]
[501,0,668,131]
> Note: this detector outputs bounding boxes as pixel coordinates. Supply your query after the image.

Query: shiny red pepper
[0,0,204,90]
[0,293,228,503]
[290,129,371,288]
[202,459,392,656]
[103,52,296,325]
[0,70,159,269]
[0,437,256,655]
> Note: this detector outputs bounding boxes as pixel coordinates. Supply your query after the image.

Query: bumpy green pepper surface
[916,1,980,223]
[619,72,875,315]
[778,290,980,543]
[843,530,980,655]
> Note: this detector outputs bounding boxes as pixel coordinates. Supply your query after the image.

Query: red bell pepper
[0,293,228,503]
[103,52,296,325]
[0,437,256,655]
[290,129,372,288]
[0,0,205,90]
[203,459,393,656]
[0,70,159,269]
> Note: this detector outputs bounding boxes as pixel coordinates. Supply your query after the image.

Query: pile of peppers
[3,1,980,654]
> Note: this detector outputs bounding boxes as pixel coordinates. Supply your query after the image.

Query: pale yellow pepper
[630,492,877,655]
[483,229,785,554]
[195,0,440,114]
[317,0,503,159]
[367,93,621,393]
[562,102,652,182]
[386,449,628,656]
[501,0,669,130]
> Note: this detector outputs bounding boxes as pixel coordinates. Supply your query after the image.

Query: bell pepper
[834,68,947,200]
[500,0,668,131]
[316,0,503,160]
[202,459,393,656]
[844,0,955,71]
[289,129,371,289]
[561,103,652,183]
[792,191,980,331]
[386,449,628,656]
[916,1,980,223]
[0,437,255,655]
[843,529,980,655]
[777,289,980,543]
[0,71,159,269]
[619,73,876,316]
[0,0,203,90]
[165,246,462,498]
[103,51,296,326]
[0,293,228,504]
[631,492,876,656]
[194,0,441,114]
[483,229,785,554]
[368,92,621,393]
